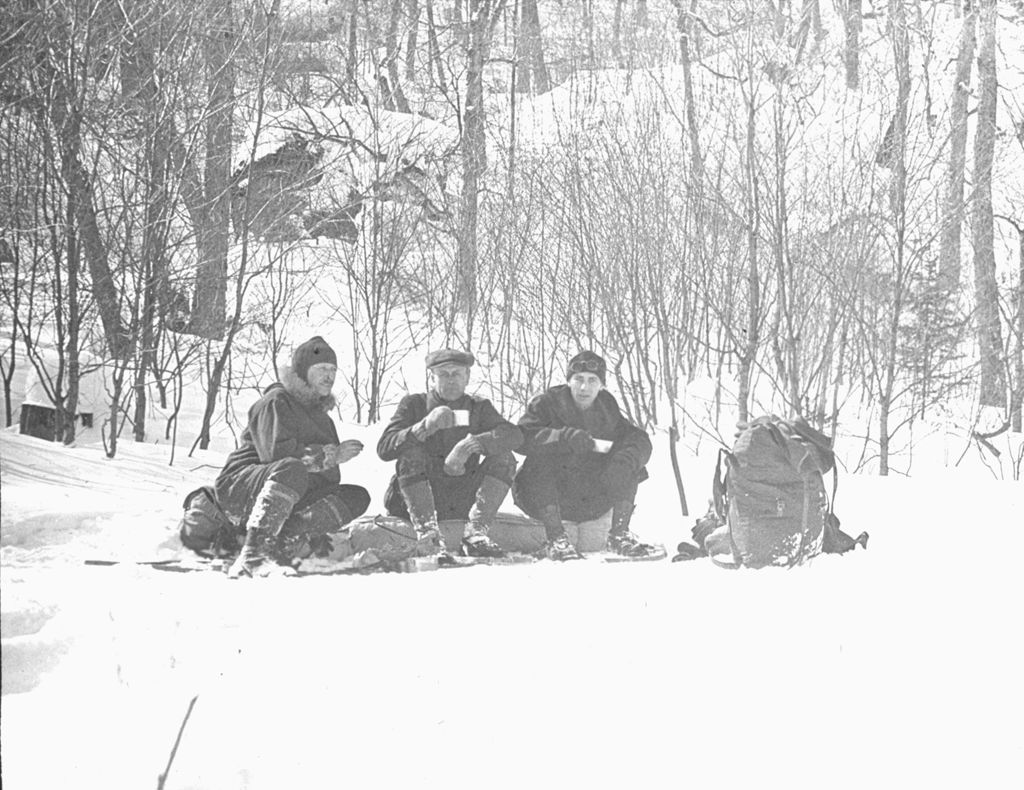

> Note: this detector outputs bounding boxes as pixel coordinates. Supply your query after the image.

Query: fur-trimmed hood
[277,365,337,411]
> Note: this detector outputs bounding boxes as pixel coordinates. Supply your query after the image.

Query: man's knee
[480,449,517,484]
[340,485,371,520]
[396,444,430,482]
[267,457,312,497]
[600,464,640,504]
[512,465,558,518]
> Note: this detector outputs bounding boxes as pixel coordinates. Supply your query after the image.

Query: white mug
[593,438,613,453]
[452,410,470,426]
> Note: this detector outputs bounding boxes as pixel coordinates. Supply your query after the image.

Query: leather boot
[462,476,508,558]
[607,500,656,557]
[539,503,566,541]
[228,480,302,578]
[538,504,582,560]
[610,501,634,535]
[402,479,446,556]
[283,495,354,558]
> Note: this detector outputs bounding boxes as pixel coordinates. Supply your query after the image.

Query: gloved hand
[417,406,456,437]
[300,444,330,472]
[324,439,363,466]
[564,428,595,454]
[444,435,484,476]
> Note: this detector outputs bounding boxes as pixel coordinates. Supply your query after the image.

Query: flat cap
[425,348,475,369]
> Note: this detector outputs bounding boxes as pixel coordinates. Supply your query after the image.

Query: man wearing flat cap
[377,348,522,558]
[513,350,657,560]
[204,336,370,577]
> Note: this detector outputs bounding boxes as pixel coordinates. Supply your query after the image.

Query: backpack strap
[710,552,741,570]
[711,448,729,521]
[789,418,837,474]
[709,447,741,568]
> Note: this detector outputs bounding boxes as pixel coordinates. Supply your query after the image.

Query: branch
[156,695,198,790]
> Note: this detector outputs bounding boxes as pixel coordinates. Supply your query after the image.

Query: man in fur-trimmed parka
[513,350,657,560]
[377,349,522,559]
[215,336,370,577]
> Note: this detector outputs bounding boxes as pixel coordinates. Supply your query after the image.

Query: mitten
[444,435,484,476]
[417,405,456,438]
[300,444,329,472]
[564,428,595,454]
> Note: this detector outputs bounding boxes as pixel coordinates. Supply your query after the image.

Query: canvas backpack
[178,486,241,557]
[711,416,846,569]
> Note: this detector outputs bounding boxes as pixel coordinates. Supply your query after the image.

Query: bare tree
[514,0,549,94]
[837,0,863,90]
[457,0,506,342]
[939,0,976,290]
[971,0,1006,409]
[188,0,238,341]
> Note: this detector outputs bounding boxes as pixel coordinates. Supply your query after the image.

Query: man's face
[429,364,470,401]
[569,372,603,409]
[306,363,337,397]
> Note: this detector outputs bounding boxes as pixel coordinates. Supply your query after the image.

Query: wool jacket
[376,391,523,468]
[218,368,341,485]
[516,385,652,478]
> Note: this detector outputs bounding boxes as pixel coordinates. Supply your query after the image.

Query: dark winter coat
[514,385,652,505]
[217,368,342,487]
[377,391,523,477]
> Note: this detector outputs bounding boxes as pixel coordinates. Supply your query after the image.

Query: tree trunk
[62,183,81,446]
[939,1,976,291]
[347,11,359,88]
[879,0,911,476]
[405,0,419,83]
[385,0,411,112]
[613,0,624,64]
[772,95,800,416]
[840,0,862,90]
[191,0,236,341]
[459,0,504,338]
[582,0,595,69]
[972,0,1006,409]
[1014,225,1023,432]
[124,30,172,443]
[515,0,549,94]
[426,0,447,91]
[46,60,128,359]
[738,80,761,425]
[675,0,705,182]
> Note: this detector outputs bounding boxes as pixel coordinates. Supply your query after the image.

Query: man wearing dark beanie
[377,348,523,559]
[198,335,370,577]
[512,350,657,560]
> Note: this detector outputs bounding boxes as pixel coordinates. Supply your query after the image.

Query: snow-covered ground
[2,419,1022,790]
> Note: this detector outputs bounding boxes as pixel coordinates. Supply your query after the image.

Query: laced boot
[607,502,658,558]
[283,496,354,559]
[228,480,302,578]
[462,476,508,558]
[402,479,449,559]
[538,504,582,561]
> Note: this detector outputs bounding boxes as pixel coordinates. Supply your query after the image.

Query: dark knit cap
[566,350,606,384]
[292,336,337,382]
[425,348,475,369]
